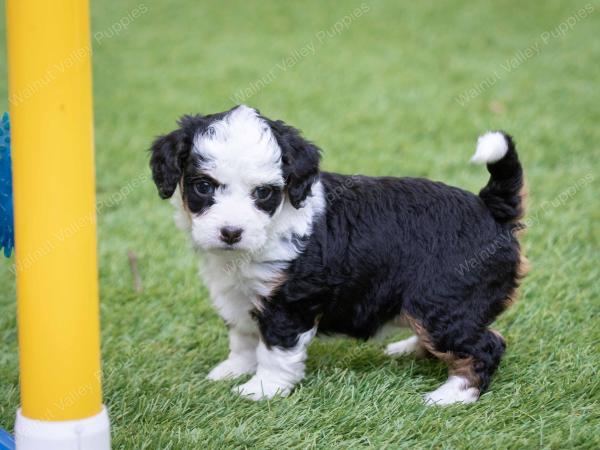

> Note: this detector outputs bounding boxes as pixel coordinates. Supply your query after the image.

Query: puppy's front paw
[207,358,256,381]
[233,376,291,401]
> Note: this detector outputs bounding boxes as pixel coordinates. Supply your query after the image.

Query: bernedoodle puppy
[149,105,527,405]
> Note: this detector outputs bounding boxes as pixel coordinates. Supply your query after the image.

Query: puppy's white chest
[200,253,288,325]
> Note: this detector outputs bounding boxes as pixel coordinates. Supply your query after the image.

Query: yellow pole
[7,0,106,436]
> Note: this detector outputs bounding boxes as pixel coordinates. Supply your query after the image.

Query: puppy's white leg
[385,335,426,357]
[207,325,259,380]
[424,376,480,406]
[235,327,316,401]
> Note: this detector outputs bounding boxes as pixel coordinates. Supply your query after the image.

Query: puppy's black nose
[220,226,243,245]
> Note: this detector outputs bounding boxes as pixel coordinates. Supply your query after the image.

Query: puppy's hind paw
[424,376,479,406]
[385,335,425,357]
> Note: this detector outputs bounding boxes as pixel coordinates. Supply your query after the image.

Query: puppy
[149,105,527,405]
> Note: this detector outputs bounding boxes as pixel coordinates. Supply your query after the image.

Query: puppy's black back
[268,172,522,340]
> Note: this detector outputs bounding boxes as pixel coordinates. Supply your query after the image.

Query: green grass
[1,0,599,448]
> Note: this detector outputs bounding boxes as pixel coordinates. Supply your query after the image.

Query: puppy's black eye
[194,180,215,196]
[254,186,273,201]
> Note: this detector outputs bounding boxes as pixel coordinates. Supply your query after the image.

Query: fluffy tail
[471,131,525,223]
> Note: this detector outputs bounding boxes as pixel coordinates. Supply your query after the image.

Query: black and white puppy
[149,105,527,405]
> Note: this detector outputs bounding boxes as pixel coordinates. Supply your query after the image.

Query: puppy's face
[150,105,320,253]
[182,107,285,251]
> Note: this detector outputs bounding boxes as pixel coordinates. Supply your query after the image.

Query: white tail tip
[471,131,508,164]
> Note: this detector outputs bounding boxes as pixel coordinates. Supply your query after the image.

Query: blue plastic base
[0,428,15,450]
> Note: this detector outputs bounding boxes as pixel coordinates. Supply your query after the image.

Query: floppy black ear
[267,119,321,209]
[149,125,191,199]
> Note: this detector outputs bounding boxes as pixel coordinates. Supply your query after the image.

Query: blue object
[0,428,15,450]
[0,112,14,257]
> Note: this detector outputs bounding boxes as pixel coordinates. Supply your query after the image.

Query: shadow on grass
[307,338,447,384]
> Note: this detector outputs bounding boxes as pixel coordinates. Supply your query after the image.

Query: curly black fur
[255,141,525,395]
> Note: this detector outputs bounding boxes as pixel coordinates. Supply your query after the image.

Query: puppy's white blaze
[194,105,283,188]
[471,131,509,165]
[235,327,317,401]
[424,376,479,406]
[385,335,420,356]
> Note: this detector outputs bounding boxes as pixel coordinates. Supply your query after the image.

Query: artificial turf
[0,0,599,448]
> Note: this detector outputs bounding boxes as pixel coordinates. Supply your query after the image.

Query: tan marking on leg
[402,313,480,390]
[448,357,479,388]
